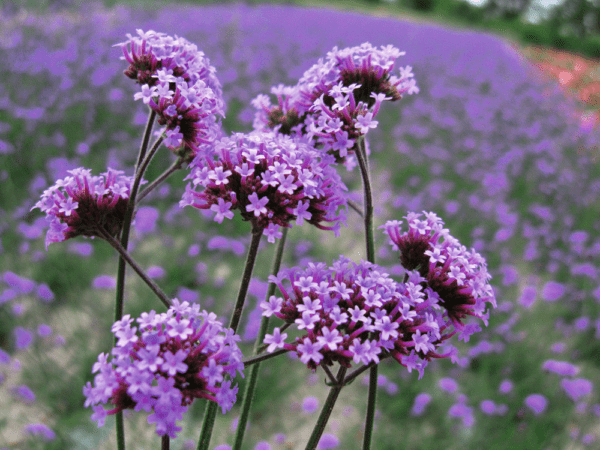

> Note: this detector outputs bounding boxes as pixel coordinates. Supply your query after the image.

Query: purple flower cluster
[261,255,457,377]
[83,299,244,438]
[180,131,348,241]
[116,29,225,158]
[31,167,135,249]
[252,43,418,162]
[382,211,496,330]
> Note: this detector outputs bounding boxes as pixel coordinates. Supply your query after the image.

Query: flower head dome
[252,43,418,163]
[116,29,225,159]
[382,211,496,330]
[180,131,348,242]
[261,256,457,378]
[31,168,135,249]
[83,299,244,439]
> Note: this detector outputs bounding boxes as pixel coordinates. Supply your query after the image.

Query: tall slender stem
[233,228,288,450]
[354,136,377,450]
[354,138,375,264]
[228,227,264,332]
[112,107,156,450]
[137,109,157,169]
[197,227,264,450]
[100,227,171,309]
[161,435,170,450]
[304,366,347,450]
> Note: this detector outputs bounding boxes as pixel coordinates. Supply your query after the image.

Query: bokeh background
[1,0,599,449]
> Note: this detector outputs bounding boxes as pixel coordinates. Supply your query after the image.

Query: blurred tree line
[3,0,600,59]
[392,0,600,58]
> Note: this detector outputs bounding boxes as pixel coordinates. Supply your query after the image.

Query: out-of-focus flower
[411,392,432,416]
[542,360,580,377]
[252,43,418,163]
[524,393,548,415]
[83,299,244,438]
[181,131,347,241]
[24,423,55,441]
[561,378,593,402]
[31,168,135,249]
[116,29,224,159]
[381,211,496,334]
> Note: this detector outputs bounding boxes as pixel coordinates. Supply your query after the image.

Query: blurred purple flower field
[1,2,600,449]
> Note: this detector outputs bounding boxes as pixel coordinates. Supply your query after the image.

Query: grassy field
[1,2,600,450]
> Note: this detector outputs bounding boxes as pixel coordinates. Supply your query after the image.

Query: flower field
[1,3,600,450]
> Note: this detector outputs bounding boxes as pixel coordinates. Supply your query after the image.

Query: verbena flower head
[180,131,348,242]
[261,256,456,378]
[116,29,225,159]
[31,168,134,249]
[381,211,496,330]
[83,299,244,439]
[252,43,418,162]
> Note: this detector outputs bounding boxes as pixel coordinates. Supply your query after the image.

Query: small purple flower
[181,131,347,240]
[83,299,244,438]
[31,168,135,249]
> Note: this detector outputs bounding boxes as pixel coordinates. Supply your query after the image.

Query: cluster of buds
[83,300,244,438]
[180,131,348,241]
[31,168,134,249]
[381,211,496,332]
[252,43,419,163]
[116,29,225,159]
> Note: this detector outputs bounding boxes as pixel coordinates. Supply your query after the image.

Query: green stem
[304,366,347,450]
[343,354,391,387]
[347,199,364,218]
[228,227,264,332]
[354,136,377,450]
[197,227,264,450]
[137,157,184,203]
[161,435,169,450]
[363,365,378,450]
[233,227,288,450]
[112,108,156,450]
[100,227,171,309]
[137,109,156,169]
[241,348,289,367]
[354,137,375,264]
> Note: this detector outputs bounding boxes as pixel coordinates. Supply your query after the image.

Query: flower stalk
[354,136,377,450]
[112,107,156,450]
[304,366,347,450]
[99,227,172,309]
[137,157,184,203]
[197,226,265,450]
[233,227,288,450]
